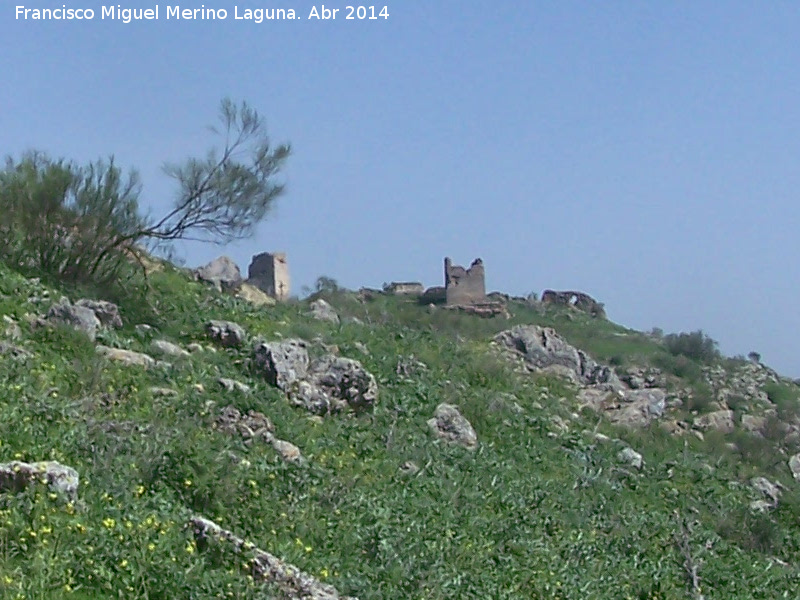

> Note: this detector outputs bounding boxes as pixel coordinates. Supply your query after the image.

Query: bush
[0,99,289,288]
[0,153,144,283]
[663,330,720,363]
[765,383,800,421]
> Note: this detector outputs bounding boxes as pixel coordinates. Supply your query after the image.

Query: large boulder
[195,256,242,291]
[494,325,622,388]
[427,403,478,449]
[789,454,800,481]
[309,299,340,324]
[206,320,247,348]
[96,345,156,368]
[0,461,79,501]
[151,339,190,358]
[254,340,310,390]
[75,299,123,329]
[694,410,735,433]
[254,340,378,414]
[303,356,379,413]
[45,301,101,340]
[578,388,667,428]
[236,283,276,307]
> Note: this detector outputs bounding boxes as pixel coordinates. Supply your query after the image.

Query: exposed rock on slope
[309,298,340,324]
[195,256,243,292]
[0,461,79,501]
[495,325,667,427]
[96,345,156,368]
[428,403,478,449]
[494,325,621,388]
[254,339,378,414]
[206,320,247,348]
[190,515,357,600]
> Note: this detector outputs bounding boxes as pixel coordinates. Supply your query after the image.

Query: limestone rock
[427,403,478,449]
[254,339,379,415]
[2,315,22,340]
[694,410,735,433]
[254,339,310,390]
[236,283,276,307]
[494,325,622,388]
[215,406,274,444]
[617,447,643,470]
[151,339,190,358]
[190,515,356,600]
[0,341,33,360]
[206,320,247,348]
[751,476,782,509]
[271,439,304,464]
[309,299,340,324]
[195,256,242,291]
[301,356,379,413]
[789,454,800,480]
[741,414,766,434]
[217,378,251,394]
[0,461,79,501]
[578,387,666,428]
[45,301,100,340]
[150,387,179,397]
[96,345,156,368]
[399,461,420,475]
[75,299,123,329]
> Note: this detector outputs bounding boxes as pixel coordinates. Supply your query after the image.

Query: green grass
[1,262,800,598]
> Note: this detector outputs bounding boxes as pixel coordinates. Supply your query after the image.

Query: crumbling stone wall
[384,282,424,296]
[444,258,486,306]
[541,290,605,318]
[247,252,290,301]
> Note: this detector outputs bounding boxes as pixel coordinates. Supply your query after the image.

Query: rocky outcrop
[750,476,783,512]
[235,283,276,307]
[254,339,310,390]
[75,299,123,329]
[254,340,378,414]
[427,403,478,449]
[578,388,667,428]
[96,345,156,368]
[217,378,252,394]
[309,299,340,324]
[541,290,605,318]
[617,447,643,470]
[206,320,247,348]
[703,362,780,409]
[0,461,79,501]
[694,410,735,433]
[190,515,356,600]
[45,301,101,340]
[495,326,622,388]
[151,339,190,358]
[195,256,243,292]
[496,325,670,427]
[215,406,274,445]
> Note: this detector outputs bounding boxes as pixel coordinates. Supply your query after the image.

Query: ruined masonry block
[247,252,290,301]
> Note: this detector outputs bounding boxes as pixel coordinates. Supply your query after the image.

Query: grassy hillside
[1,261,800,599]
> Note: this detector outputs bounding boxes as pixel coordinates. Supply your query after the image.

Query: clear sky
[3,2,800,375]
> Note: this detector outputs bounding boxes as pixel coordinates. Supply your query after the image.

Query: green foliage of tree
[663,329,721,363]
[0,99,290,285]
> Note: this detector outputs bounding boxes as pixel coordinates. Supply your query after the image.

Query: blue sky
[3,2,800,375]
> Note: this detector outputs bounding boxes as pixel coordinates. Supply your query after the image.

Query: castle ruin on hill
[248,252,290,301]
[444,257,486,305]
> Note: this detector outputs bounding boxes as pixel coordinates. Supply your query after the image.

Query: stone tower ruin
[247,252,290,301]
[444,257,486,306]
